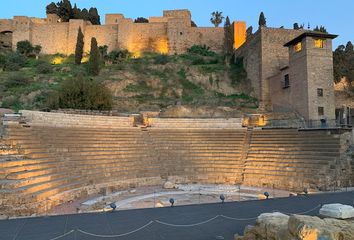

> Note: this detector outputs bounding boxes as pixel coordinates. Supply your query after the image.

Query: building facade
[235,27,337,122]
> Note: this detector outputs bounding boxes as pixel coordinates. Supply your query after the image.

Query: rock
[163,181,176,189]
[238,213,354,240]
[257,194,267,200]
[319,204,354,219]
[288,214,354,240]
[256,212,291,240]
[129,189,137,193]
[0,215,8,220]
[155,202,164,208]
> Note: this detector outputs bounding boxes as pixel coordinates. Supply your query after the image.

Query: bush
[0,54,6,70]
[229,57,247,85]
[4,52,26,71]
[187,45,216,56]
[107,50,130,64]
[57,76,113,110]
[35,61,53,74]
[153,54,169,65]
[4,72,31,88]
[17,40,34,56]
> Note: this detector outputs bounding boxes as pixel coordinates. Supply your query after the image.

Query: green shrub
[153,54,169,65]
[107,50,130,64]
[0,54,6,70]
[124,81,152,93]
[4,72,31,88]
[187,45,216,56]
[191,56,206,65]
[35,61,53,74]
[178,68,204,95]
[4,52,26,71]
[16,40,34,56]
[57,76,113,110]
[229,57,247,85]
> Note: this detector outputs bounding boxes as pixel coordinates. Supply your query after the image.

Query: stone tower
[283,32,337,122]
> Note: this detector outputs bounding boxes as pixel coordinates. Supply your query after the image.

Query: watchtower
[283,32,337,122]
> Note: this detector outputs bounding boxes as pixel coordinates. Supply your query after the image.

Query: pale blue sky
[1,0,353,48]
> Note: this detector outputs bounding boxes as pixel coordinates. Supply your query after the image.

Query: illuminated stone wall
[5,10,241,56]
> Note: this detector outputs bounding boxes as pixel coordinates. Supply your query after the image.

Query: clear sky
[1,0,353,48]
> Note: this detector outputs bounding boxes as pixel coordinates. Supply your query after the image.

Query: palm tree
[210,11,224,27]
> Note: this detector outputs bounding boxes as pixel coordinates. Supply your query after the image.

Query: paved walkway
[1,191,353,240]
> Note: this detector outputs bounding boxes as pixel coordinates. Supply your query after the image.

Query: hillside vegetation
[0,45,257,113]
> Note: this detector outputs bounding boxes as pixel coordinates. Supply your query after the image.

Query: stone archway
[0,31,13,52]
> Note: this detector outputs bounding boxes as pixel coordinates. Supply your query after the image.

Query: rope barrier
[77,221,154,238]
[43,204,324,239]
[220,215,258,221]
[48,230,75,240]
[274,204,322,215]
[155,215,220,227]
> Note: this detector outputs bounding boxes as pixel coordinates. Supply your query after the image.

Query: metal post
[153,190,156,208]
[198,187,201,204]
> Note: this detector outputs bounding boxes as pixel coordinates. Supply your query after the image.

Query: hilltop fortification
[0,10,246,56]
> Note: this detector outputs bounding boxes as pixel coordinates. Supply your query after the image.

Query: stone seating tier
[0,112,351,216]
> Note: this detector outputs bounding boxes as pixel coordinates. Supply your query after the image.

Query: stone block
[319,204,354,219]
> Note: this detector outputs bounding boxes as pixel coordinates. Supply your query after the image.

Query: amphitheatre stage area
[1,110,354,239]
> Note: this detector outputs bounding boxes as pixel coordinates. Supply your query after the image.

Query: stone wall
[5,9,231,55]
[31,22,69,54]
[235,27,304,109]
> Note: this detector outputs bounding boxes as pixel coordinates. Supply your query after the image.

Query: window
[318,107,324,116]
[282,74,290,88]
[294,42,302,52]
[314,39,325,48]
[317,88,323,97]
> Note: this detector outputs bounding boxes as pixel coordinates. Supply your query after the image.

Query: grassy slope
[0,52,258,112]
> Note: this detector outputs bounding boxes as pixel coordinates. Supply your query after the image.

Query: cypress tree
[223,16,233,63]
[88,37,100,76]
[75,27,84,65]
[46,2,58,14]
[258,12,266,27]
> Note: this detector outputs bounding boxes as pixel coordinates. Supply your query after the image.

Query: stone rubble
[235,211,354,240]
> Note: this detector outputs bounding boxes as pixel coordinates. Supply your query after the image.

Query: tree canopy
[223,16,233,61]
[258,12,266,27]
[313,25,328,33]
[134,17,149,23]
[74,27,84,65]
[210,11,224,27]
[333,41,354,83]
[46,0,101,25]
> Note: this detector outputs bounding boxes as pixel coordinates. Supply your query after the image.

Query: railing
[264,119,349,129]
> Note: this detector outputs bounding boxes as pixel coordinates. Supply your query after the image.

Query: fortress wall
[193,27,224,53]
[118,22,168,56]
[235,28,304,109]
[0,19,14,32]
[31,23,69,54]
[84,24,119,53]
[105,14,124,25]
[67,20,86,55]
[261,28,304,110]
[163,10,191,27]
[12,17,32,51]
[235,30,262,99]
